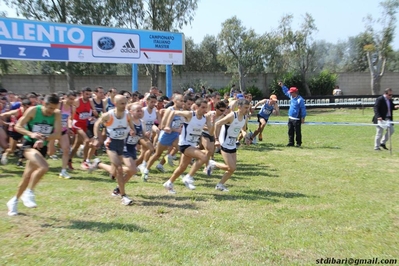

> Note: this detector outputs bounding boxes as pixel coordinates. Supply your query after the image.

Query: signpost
[0,17,185,96]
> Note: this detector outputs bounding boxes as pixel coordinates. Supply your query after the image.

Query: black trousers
[288,118,302,145]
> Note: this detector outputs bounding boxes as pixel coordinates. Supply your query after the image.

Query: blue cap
[237,93,244,99]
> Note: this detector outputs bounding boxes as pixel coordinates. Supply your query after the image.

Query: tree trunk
[301,72,312,96]
[238,62,244,93]
[150,65,159,87]
[371,73,381,95]
[64,62,75,91]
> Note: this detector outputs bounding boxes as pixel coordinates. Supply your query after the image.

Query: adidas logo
[121,39,138,53]
[123,39,135,49]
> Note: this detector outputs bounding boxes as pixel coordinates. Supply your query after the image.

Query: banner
[0,17,185,64]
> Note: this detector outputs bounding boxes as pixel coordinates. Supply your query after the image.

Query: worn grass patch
[1,108,398,265]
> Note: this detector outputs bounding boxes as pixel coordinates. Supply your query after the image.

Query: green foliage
[217,86,231,97]
[309,70,338,95]
[179,79,211,93]
[245,85,262,99]
[269,72,305,98]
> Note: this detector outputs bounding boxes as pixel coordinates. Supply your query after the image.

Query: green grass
[1,108,398,265]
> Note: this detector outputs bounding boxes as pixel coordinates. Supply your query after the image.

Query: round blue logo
[97,37,115,51]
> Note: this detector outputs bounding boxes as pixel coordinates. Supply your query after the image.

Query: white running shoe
[121,195,133,206]
[49,155,58,160]
[77,144,84,158]
[156,164,166,173]
[141,169,149,182]
[88,158,101,173]
[215,183,229,192]
[137,163,145,173]
[7,197,18,216]
[59,170,71,179]
[163,181,176,194]
[182,175,196,190]
[21,189,37,208]
[165,154,174,167]
[1,153,8,165]
[206,160,216,176]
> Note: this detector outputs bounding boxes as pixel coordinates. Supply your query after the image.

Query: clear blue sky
[181,0,399,49]
[2,0,399,49]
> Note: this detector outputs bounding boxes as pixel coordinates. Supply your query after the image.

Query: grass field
[1,108,398,266]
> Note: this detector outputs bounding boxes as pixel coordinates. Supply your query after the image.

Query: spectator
[279,82,307,147]
[373,88,399,151]
[332,85,343,96]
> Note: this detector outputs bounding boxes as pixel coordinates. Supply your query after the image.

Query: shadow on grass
[137,194,203,209]
[70,175,116,183]
[42,219,148,233]
[202,189,312,202]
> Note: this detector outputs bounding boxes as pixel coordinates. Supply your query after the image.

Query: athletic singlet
[24,105,55,145]
[60,102,72,130]
[125,120,143,147]
[73,98,92,122]
[90,98,104,125]
[8,107,23,132]
[142,106,157,133]
[179,111,206,147]
[168,106,183,130]
[220,112,246,150]
[258,100,275,119]
[104,110,130,140]
[202,111,224,135]
[210,101,215,111]
[106,97,115,111]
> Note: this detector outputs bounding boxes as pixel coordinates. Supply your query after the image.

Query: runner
[6,93,61,216]
[209,99,250,192]
[250,94,279,143]
[202,100,227,175]
[53,91,76,179]
[69,87,98,169]
[162,99,213,193]
[145,93,184,174]
[93,95,136,205]
[0,98,32,165]
[137,94,159,178]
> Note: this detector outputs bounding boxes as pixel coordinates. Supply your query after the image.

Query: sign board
[0,17,185,64]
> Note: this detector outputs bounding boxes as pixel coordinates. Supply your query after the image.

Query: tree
[3,0,123,90]
[218,16,266,92]
[363,0,399,95]
[145,0,198,87]
[277,13,318,96]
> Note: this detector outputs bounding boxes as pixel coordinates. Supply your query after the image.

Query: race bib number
[79,112,91,120]
[171,118,182,129]
[126,135,140,145]
[145,121,153,132]
[263,109,272,115]
[32,124,53,136]
[227,137,237,146]
[110,127,128,138]
[61,121,68,128]
[188,133,201,143]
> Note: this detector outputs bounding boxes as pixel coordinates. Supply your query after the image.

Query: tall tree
[3,0,123,89]
[218,16,266,92]
[144,0,198,87]
[363,0,399,94]
[277,13,318,96]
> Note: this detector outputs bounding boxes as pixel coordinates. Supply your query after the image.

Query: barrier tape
[248,120,399,126]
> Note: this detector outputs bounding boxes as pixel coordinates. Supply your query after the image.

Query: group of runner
[0,86,280,216]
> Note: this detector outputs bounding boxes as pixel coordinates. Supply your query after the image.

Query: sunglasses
[218,109,226,112]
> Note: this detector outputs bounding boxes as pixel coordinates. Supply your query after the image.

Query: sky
[181,0,399,49]
[1,0,399,49]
